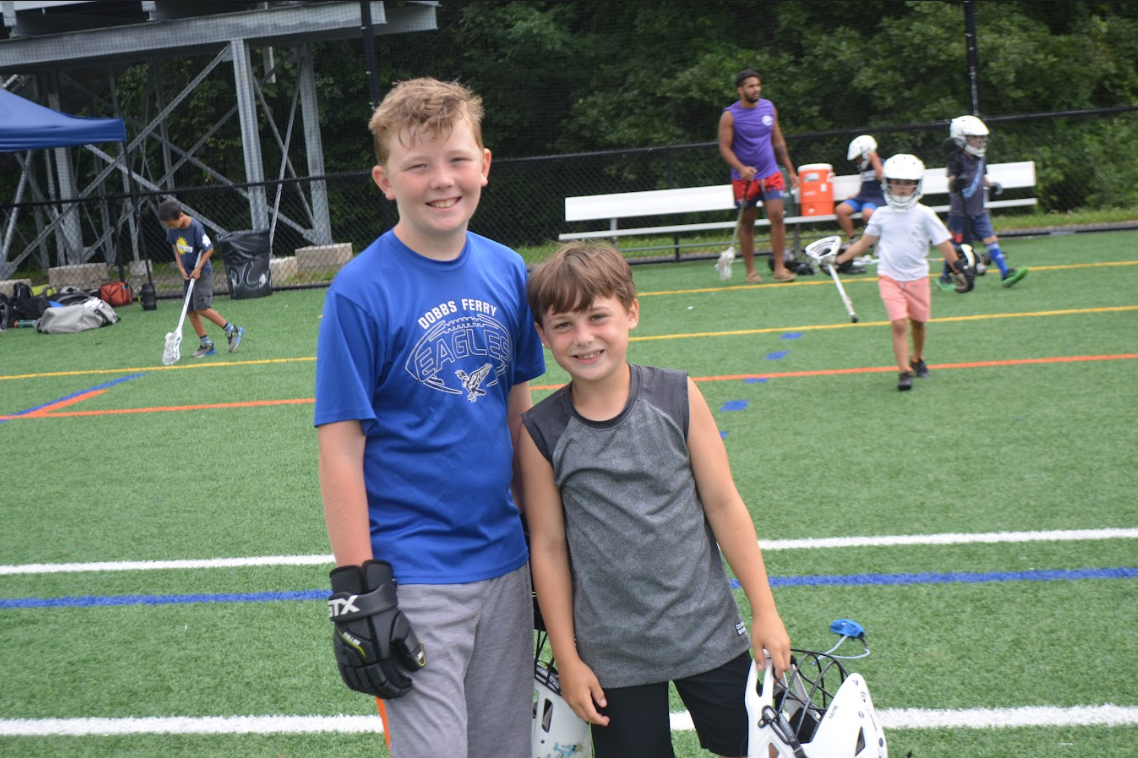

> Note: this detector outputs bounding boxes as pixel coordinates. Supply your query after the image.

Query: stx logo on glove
[328,595,361,617]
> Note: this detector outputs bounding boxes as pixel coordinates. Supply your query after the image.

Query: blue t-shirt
[948,152,987,217]
[166,217,213,273]
[314,230,546,584]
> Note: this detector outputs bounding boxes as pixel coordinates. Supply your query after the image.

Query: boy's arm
[519,427,610,726]
[317,420,374,566]
[685,378,791,676]
[835,233,879,265]
[191,246,214,279]
[507,382,534,513]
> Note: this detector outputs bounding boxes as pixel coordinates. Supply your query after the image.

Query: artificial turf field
[1,229,1136,757]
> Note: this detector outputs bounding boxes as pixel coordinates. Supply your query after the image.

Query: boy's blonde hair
[527,243,637,327]
[368,78,485,165]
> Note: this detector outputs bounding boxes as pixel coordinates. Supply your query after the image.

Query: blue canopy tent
[0,88,126,151]
[0,88,137,283]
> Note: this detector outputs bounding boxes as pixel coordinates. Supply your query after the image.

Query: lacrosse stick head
[716,248,736,281]
[162,332,182,366]
[804,236,843,266]
[533,659,592,758]
[747,650,887,758]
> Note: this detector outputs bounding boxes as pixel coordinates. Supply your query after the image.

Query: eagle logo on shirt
[405,314,513,402]
[455,363,492,402]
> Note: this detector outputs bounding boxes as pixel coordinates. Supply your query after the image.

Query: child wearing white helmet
[834,134,885,254]
[830,154,973,391]
[937,115,1028,289]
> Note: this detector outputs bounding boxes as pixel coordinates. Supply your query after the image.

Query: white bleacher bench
[558,161,1037,249]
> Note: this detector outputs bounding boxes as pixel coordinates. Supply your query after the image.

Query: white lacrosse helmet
[747,650,888,758]
[847,135,877,162]
[949,115,989,156]
[880,154,925,212]
[533,660,592,758]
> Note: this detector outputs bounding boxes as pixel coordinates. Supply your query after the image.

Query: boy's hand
[989,181,1004,196]
[328,560,426,699]
[557,657,610,726]
[752,609,792,679]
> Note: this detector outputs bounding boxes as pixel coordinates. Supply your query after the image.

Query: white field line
[2,528,1136,576]
[2,705,1136,737]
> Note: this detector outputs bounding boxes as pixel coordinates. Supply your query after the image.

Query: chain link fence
[3,107,1136,299]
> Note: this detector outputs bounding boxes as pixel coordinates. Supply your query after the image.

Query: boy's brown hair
[527,243,637,327]
[368,78,485,165]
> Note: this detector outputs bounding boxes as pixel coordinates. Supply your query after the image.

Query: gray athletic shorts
[382,564,534,758]
[183,268,213,312]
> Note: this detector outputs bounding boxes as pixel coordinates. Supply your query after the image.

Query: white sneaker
[716,248,735,281]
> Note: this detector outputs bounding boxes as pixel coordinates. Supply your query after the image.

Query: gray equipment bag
[36,297,120,334]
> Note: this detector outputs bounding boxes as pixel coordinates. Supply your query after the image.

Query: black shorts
[590,651,752,758]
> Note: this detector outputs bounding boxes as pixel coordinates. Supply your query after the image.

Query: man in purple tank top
[718,69,799,284]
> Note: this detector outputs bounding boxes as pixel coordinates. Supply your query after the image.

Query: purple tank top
[725,99,778,180]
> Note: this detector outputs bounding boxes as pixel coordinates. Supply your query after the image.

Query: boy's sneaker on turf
[935,275,955,292]
[1001,267,1028,288]
[228,325,244,353]
[897,371,914,391]
[910,357,930,379]
[193,342,217,358]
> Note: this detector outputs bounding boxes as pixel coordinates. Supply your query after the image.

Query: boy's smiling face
[537,295,640,384]
[371,119,490,259]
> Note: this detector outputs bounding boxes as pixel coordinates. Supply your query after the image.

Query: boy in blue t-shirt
[156,200,243,356]
[314,78,545,758]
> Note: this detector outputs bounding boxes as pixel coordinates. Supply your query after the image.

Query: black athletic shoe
[910,357,930,379]
[897,371,914,391]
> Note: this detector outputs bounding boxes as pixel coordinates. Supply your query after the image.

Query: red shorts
[878,274,931,322]
[733,172,787,205]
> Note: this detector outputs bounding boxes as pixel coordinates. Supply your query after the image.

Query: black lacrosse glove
[328,560,426,699]
[950,176,969,192]
[989,181,1003,197]
[949,257,975,294]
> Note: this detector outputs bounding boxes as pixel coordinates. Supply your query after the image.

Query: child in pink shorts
[832,154,972,391]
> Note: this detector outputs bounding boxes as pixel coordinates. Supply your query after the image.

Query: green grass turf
[1,230,1135,757]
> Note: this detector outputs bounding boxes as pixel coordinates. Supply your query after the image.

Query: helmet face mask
[748,649,889,758]
[880,154,925,211]
[950,115,990,156]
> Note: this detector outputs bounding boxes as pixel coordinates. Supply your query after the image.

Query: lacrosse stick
[162,252,202,365]
[804,235,858,323]
[716,180,752,281]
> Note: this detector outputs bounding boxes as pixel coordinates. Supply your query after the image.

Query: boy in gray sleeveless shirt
[519,242,791,758]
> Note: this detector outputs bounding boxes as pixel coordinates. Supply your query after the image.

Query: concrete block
[295,243,353,274]
[0,279,33,298]
[269,256,298,283]
[48,263,108,291]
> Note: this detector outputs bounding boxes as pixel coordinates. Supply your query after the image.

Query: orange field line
[3,357,1136,419]
[0,397,314,420]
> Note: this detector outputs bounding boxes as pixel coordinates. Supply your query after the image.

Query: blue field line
[1,374,145,423]
[2,567,1135,609]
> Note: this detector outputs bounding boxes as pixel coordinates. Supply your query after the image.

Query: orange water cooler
[797,163,834,216]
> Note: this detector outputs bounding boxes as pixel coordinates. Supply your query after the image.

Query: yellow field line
[639,259,1138,297]
[630,305,1138,342]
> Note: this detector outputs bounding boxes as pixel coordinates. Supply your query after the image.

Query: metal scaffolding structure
[0,1,438,280]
